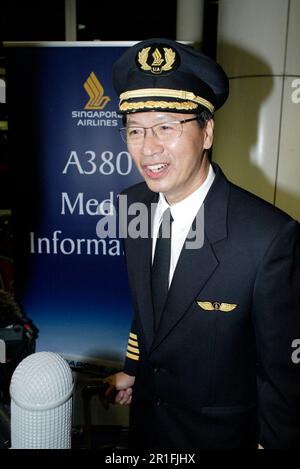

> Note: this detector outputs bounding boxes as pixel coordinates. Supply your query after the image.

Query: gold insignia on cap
[120,100,198,112]
[197,301,238,312]
[138,47,151,71]
[138,46,176,74]
[119,88,214,113]
[152,48,164,68]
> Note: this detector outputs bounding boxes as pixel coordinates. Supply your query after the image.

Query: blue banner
[7,43,141,369]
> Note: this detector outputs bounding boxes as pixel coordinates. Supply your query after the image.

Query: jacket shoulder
[229,182,293,224]
[227,182,298,249]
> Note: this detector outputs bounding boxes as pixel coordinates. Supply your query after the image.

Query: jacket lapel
[150,163,230,352]
[127,191,158,351]
[151,238,219,351]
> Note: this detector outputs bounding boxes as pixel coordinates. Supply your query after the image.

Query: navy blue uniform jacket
[120,163,300,449]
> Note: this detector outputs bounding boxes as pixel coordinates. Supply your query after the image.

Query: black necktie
[151,208,173,331]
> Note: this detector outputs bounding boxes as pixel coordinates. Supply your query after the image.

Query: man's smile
[143,163,170,179]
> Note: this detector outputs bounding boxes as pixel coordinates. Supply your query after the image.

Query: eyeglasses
[119,117,198,145]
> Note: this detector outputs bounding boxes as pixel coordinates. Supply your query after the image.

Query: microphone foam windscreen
[10,351,74,449]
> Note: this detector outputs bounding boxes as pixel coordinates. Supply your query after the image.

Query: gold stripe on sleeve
[128,338,138,347]
[126,351,139,361]
[129,332,138,340]
[127,345,139,355]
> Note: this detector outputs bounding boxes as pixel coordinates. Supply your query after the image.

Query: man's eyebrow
[126,120,142,126]
[127,117,173,126]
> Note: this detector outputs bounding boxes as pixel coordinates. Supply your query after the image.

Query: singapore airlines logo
[71,72,118,126]
[84,72,110,110]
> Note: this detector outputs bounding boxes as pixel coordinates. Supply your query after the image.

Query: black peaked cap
[112,38,229,114]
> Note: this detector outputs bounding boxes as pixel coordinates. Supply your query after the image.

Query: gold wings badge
[197,301,238,312]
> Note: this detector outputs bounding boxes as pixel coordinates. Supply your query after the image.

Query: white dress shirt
[152,164,215,286]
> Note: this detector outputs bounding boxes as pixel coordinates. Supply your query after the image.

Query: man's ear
[203,118,214,150]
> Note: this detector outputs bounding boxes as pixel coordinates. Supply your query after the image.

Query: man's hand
[104,372,135,406]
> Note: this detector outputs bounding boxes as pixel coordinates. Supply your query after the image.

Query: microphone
[9,351,74,449]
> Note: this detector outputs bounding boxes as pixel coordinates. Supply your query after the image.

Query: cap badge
[136,45,179,75]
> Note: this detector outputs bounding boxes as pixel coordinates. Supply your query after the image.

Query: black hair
[196,109,214,128]
[197,109,214,161]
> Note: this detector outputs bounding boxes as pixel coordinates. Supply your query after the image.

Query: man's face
[126,112,214,204]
